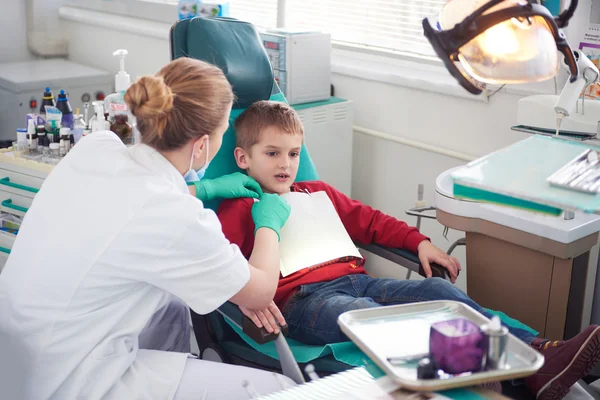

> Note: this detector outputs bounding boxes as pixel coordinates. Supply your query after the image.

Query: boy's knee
[345,297,379,312]
[421,277,455,293]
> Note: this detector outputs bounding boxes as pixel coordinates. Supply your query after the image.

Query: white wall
[337,75,531,291]
[63,19,170,82]
[1,1,33,62]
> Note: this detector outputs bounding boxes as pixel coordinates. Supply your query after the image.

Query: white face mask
[184,138,210,182]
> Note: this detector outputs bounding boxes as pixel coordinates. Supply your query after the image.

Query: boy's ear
[234,147,250,170]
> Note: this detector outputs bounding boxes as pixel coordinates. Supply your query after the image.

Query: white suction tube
[554,50,599,117]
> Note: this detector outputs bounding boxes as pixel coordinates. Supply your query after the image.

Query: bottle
[178,0,198,19]
[110,114,133,145]
[481,316,509,370]
[37,125,47,152]
[56,90,74,129]
[91,103,110,133]
[27,119,38,154]
[49,143,60,157]
[16,128,27,152]
[104,49,135,143]
[83,102,91,128]
[72,109,86,144]
[104,49,131,123]
[39,87,56,121]
[59,128,71,156]
[46,126,55,145]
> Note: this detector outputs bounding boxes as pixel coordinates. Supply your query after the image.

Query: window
[229,0,445,57]
[228,0,279,30]
[139,0,445,57]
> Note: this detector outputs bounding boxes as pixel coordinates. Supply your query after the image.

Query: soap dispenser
[104,49,135,144]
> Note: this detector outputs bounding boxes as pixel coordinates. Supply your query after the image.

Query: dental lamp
[423,0,600,137]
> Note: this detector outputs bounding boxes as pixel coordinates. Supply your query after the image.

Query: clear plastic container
[72,113,86,144]
[49,143,60,157]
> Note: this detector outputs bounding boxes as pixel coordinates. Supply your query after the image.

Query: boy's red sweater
[216,181,429,307]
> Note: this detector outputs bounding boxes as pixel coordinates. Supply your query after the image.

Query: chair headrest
[171,17,274,109]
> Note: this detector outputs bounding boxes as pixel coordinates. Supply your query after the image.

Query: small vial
[16,128,27,152]
[46,129,55,145]
[27,132,38,153]
[59,127,71,155]
[49,143,60,157]
[37,125,47,150]
[27,119,38,154]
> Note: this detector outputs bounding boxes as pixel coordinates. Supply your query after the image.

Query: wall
[1,1,33,62]
[336,74,530,291]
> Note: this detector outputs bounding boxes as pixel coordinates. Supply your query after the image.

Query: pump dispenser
[105,49,135,144]
[113,49,131,92]
[91,103,110,133]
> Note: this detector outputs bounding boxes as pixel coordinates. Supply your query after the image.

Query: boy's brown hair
[234,101,304,150]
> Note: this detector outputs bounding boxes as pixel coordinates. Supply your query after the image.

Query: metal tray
[338,300,544,392]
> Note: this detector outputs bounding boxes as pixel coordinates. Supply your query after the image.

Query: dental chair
[170,15,453,384]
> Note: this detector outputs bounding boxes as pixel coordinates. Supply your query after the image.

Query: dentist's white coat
[0,131,250,400]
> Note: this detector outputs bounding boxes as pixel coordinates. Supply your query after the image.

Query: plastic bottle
[37,126,48,154]
[59,128,71,156]
[56,90,74,129]
[39,87,56,121]
[49,143,60,156]
[16,128,27,152]
[46,127,55,145]
[178,0,198,19]
[110,114,133,145]
[27,119,38,154]
[72,108,86,144]
[104,49,132,126]
[91,103,110,133]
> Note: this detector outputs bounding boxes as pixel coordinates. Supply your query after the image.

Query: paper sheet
[278,191,363,277]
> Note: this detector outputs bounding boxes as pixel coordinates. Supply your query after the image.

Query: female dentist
[0,58,292,400]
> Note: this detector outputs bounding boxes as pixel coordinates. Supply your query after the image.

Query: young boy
[217,100,600,400]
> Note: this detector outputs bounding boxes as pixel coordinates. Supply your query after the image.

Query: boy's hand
[240,301,287,334]
[417,240,461,283]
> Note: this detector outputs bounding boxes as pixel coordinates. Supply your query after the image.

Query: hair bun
[125,75,174,137]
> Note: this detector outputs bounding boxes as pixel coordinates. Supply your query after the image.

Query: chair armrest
[217,302,289,345]
[357,243,450,280]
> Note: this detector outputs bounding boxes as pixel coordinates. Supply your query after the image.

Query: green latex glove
[188,172,263,202]
[252,193,291,241]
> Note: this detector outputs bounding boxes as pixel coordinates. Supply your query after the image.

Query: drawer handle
[0,177,39,194]
[2,199,29,213]
[0,246,10,254]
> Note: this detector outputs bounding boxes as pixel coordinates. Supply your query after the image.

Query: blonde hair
[125,58,234,151]
[234,101,304,150]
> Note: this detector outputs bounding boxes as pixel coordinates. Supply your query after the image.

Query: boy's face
[235,126,303,195]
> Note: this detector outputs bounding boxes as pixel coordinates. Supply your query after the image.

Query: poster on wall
[578,0,600,100]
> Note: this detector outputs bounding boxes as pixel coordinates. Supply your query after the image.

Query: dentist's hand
[240,301,287,334]
[417,240,461,283]
[188,172,263,202]
[252,193,291,241]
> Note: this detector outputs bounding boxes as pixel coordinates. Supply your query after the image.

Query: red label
[109,103,128,112]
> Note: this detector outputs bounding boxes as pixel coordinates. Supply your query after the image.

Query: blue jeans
[282,275,537,346]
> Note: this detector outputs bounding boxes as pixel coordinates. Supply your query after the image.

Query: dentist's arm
[229,194,290,310]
